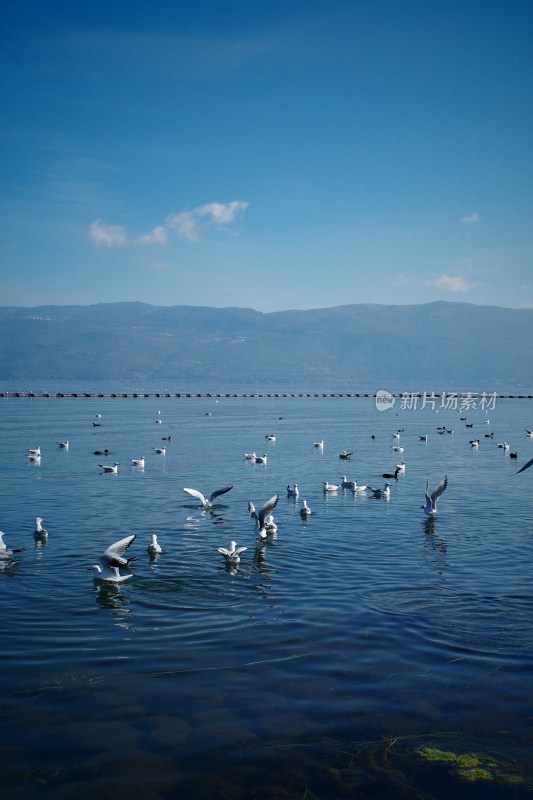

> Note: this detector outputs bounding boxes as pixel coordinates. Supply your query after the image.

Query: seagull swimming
[248,494,279,540]
[313,441,324,449]
[131,457,145,468]
[340,476,356,489]
[57,441,69,450]
[421,475,448,515]
[90,534,136,582]
[34,517,48,541]
[351,481,368,493]
[254,453,268,465]
[300,500,312,517]
[265,434,276,442]
[395,460,406,474]
[182,485,233,508]
[367,482,391,498]
[339,451,353,460]
[264,514,278,533]
[154,447,166,455]
[392,445,404,453]
[27,447,41,457]
[99,462,119,473]
[244,452,257,460]
[323,481,340,492]
[148,534,162,555]
[287,483,299,497]
[0,531,25,557]
[218,541,247,564]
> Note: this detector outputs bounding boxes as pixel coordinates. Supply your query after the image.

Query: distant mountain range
[0,301,532,391]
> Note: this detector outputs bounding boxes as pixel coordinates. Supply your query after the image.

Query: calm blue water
[1,392,532,798]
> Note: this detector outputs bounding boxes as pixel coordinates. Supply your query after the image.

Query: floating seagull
[339,451,353,460]
[497,442,510,450]
[351,481,368,493]
[515,457,533,475]
[265,434,276,441]
[395,460,406,474]
[300,500,312,517]
[57,441,69,450]
[131,457,145,468]
[419,435,428,442]
[0,531,25,557]
[218,541,247,564]
[34,517,48,541]
[340,476,356,489]
[287,483,299,497]
[155,418,162,424]
[148,534,162,555]
[248,494,279,540]
[313,441,324,449]
[470,439,480,448]
[323,481,340,492]
[94,449,111,456]
[382,467,400,479]
[392,445,404,453]
[367,482,391,498]
[392,432,401,440]
[154,447,166,455]
[421,476,448,515]
[27,454,41,463]
[183,485,233,508]
[99,462,119,473]
[525,430,533,438]
[95,414,102,418]
[254,453,268,465]
[90,534,136,582]
[244,452,257,460]
[27,447,41,457]
[264,514,278,534]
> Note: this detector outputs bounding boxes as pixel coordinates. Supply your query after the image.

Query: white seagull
[265,434,276,442]
[0,531,25,558]
[90,535,136,582]
[254,453,268,465]
[300,500,312,517]
[244,451,257,460]
[421,476,448,515]
[34,517,48,541]
[99,462,119,473]
[367,482,391,498]
[218,541,247,564]
[154,447,166,455]
[313,441,324,449]
[340,476,356,489]
[182,485,233,509]
[131,456,145,468]
[287,483,299,497]
[27,447,41,457]
[323,481,340,492]
[148,534,162,555]
[57,441,69,450]
[351,481,368,493]
[248,494,279,540]
[392,445,404,453]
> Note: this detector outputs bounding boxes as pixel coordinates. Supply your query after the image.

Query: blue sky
[1,0,532,311]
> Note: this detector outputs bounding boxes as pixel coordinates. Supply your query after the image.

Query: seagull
[287,483,299,497]
[218,541,247,564]
[94,449,111,456]
[313,441,324,449]
[421,476,448,515]
[300,500,312,517]
[470,439,480,448]
[27,453,41,463]
[244,452,257,460]
[515,457,533,475]
[182,485,233,508]
[264,514,278,534]
[419,435,428,442]
[90,534,136,582]
[0,531,25,557]
[340,476,356,489]
[148,534,162,555]
[395,460,406,474]
[99,462,119,473]
[131,457,145,468]
[57,441,69,449]
[392,432,401,440]
[155,418,162,424]
[34,517,48,541]
[323,481,340,492]
[339,451,353,460]
[27,447,41,457]
[525,430,533,439]
[254,453,268,465]
[392,445,404,453]
[154,447,166,455]
[367,482,391,498]
[497,442,510,450]
[351,481,368,493]
[248,494,279,540]
[265,434,276,442]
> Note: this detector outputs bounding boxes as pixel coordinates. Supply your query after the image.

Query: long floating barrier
[0,391,531,399]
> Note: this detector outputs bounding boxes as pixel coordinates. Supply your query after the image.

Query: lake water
[1,391,532,799]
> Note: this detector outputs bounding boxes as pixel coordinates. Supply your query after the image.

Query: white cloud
[459,211,480,225]
[167,200,249,242]
[426,274,474,293]
[196,200,249,225]
[166,211,200,242]
[136,226,168,245]
[89,219,127,247]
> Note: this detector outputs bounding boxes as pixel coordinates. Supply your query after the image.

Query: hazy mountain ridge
[0,301,531,390]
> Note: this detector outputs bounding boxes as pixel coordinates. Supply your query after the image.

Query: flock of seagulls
[11,407,533,581]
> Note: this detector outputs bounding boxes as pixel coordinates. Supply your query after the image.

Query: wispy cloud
[91,201,248,249]
[426,274,475,293]
[459,211,480,225]
[89,219,128,247]
[136,226,168,246]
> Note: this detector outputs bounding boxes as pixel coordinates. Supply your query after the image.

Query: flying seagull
[90,534,136,582]
[182,485,233,508]
[248,494,279,540]
[421,476,448,515]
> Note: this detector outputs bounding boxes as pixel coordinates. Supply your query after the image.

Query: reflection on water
[0,394,533,797]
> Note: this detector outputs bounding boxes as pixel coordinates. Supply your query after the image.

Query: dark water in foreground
[1,392,532,799]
